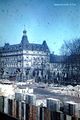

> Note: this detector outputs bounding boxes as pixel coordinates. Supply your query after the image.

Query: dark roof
[0,42,50,53]
[0,44,22,53]
[0,32,50,53]
[50,54,67,63]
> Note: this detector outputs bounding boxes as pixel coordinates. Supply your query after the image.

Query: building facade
[0,30,50,81]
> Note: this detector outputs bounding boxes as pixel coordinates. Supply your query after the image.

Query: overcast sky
[0,0,80,54]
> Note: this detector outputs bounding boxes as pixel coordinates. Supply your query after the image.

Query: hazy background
[0,0,80,54]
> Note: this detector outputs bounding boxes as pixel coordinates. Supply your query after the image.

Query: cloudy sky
[0,0,80,54]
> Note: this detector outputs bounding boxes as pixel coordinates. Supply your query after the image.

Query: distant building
[50,54,66,73]
[0,30,50,80]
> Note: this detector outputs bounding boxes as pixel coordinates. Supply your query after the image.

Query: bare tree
[60,38,80,85]
[61,38,80,56]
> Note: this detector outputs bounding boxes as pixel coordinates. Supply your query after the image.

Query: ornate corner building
[0,30,50,81]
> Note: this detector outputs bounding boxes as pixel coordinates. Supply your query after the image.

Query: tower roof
[21,29,29,45]
[42,40,50,52]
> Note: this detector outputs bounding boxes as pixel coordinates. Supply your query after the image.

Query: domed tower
[21,29,29,45]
